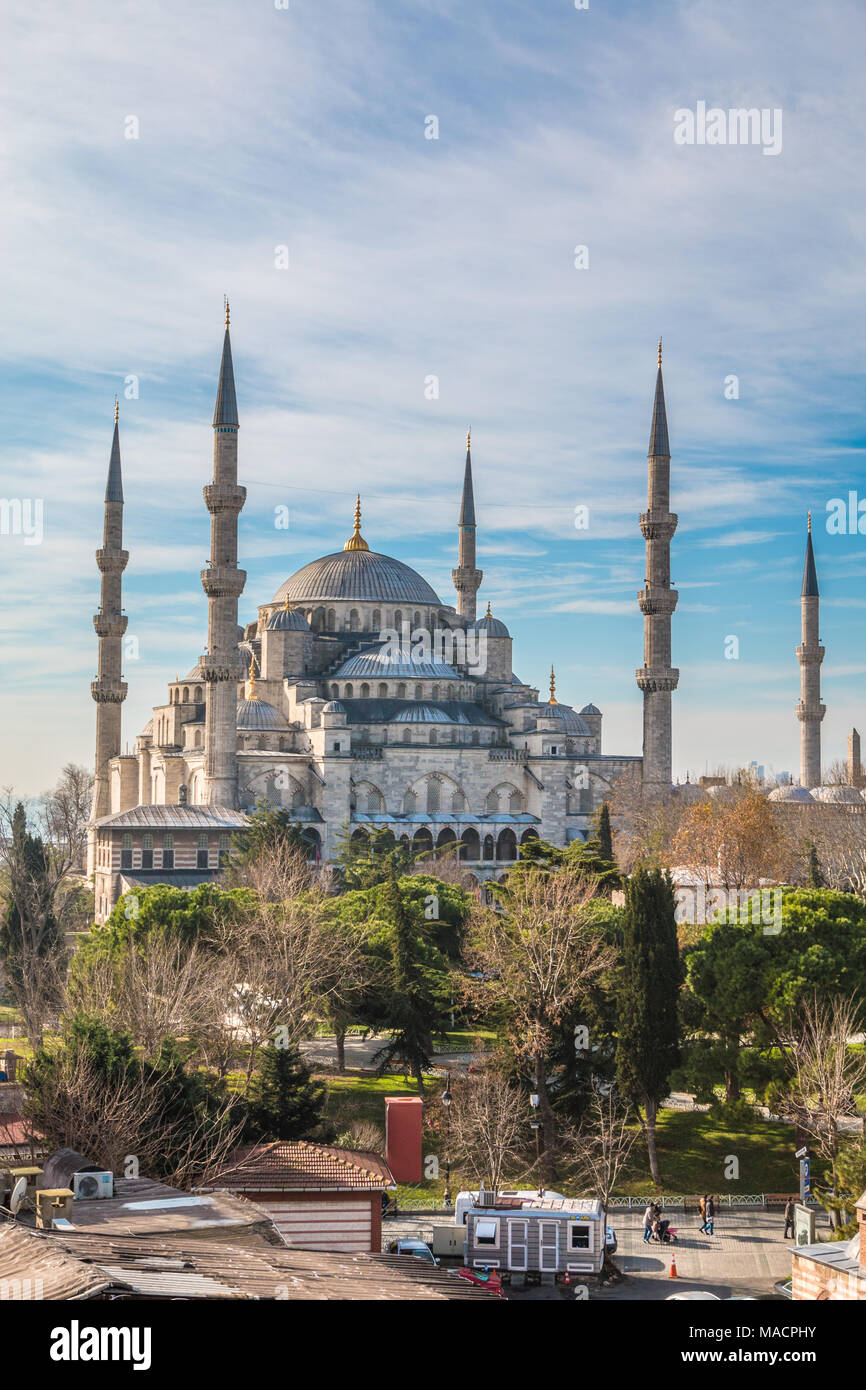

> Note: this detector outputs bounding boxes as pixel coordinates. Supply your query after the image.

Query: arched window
[162,834,174,869]
[195,729,202,748]
[182,687,189,704]
[452,788,466,812]
[431,685,439,701]
[366,786,383,813]
[460,828,480,862]
[429,729,437,745]
[403,788,417,814]
[326,609,336,631]
[496,828,517,862]
[372,609,382,634]
[485,788,500,814]
[345,683,353,698]
[483,834,495,861]
[394,609,403,630]
[413,611,421,628]
[397,683,407,699]
[349,609,360,632]
[378,682,387,698]
[141,833,153,869]
[509,789,523,813]
[403,728,411,744]
[471,730,480,746]
[292,786,306,809]
[195,685,203,703]
[361,683,370,698]
[330,683,339,698]
[426,779,441,814]
[415,684,423,700]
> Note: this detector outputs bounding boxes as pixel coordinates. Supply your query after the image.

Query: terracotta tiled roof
[204,1140,395,1192]
[0,1113,43,1147]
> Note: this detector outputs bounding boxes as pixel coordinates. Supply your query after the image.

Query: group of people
[698,1194,716,1235]
[641,1202,672,1243]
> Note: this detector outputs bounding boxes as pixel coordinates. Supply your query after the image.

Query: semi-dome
[580,703,601,716]
[266,605,310,632]
[274,549,441,607]
[537,702,591,737]
[333,643,458,681]
[321,700,346,715]
[236,698,290,732]
[768,785,815,803]
[810,785,864,804]
[392,704,457,724]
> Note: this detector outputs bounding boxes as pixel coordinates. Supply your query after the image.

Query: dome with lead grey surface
[536,702,591,736]
[473,612,510,638]
[266,606,310,632]
[322,700,346,714]
[580,703,601,715]
[333,644,458,681]
[274,549,441,606]
[810,785,864,804]
[768,785,815,803]
[236,699,289,731]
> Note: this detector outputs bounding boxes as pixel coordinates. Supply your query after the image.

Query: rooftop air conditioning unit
[72,1170,114,1200]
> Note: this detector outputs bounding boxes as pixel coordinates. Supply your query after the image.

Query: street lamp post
[442,1072,453,1207]
[530,1092,542,1196]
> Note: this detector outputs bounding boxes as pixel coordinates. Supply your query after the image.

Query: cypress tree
[808,844,824,889]
[377,868,438,1095]
[596,802,614,864]
[615,866,680,1185]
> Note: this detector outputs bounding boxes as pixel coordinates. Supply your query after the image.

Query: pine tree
[246,1042,325,1141]
[615,866,680,1185]
[808,844,824,888]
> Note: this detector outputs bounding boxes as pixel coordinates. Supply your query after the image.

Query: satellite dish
[9,1177,27,1216]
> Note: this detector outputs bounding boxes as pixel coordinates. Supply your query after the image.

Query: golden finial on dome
[343,493,370,552]
[549,665,558,705]
[657,337,663,368]
[284,593,292,610]
[808,509,812,534]
[224,295,230,329]
[248,654,258,699]
[114,397,119,425]
[486,601,492,618]
[467,427,471,451]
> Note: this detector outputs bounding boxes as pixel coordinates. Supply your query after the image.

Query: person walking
[698,1194,708,1233]
[784,1197,795,1239]
[642,1202,654,1244]
[706,1194,716,1236]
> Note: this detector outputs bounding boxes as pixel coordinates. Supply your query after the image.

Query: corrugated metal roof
[23,1177,274,1238]
[0,1224,110,1300]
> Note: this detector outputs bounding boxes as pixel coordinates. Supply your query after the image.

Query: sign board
[799,1156,811,1202]
[795,1203,815,1248]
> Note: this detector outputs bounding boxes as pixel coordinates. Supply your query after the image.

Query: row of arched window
[349,825,538,863]
[351,779,524,816]
[170,685,204,705]
[330,682,474,701]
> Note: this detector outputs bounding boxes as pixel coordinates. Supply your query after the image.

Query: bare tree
[561,1086,640,1212]
[439,1061,529,1197]
[607,766,690,874]
[805,806,866,895]
[467,870,616,1180]
[780,995,866,1227]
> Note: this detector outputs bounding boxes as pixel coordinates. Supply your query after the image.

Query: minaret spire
[452,428,482,621]
[90,404,129,824]
[636,342,679,789]
[200,305,247,806]
[797,513,824,787]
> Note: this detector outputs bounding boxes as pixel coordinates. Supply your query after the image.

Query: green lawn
[616,1108,803,1196]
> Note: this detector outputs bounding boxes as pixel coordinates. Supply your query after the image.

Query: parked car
[605,1226,618,1256]
[773,1278,793,1299]
[393,1238,439,1266]
[666,1291,721,1300]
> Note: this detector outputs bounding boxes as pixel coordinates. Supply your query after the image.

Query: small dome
[810,785,863,804]
[706,784,736,800]
[140,719,153,738]
[473,610,510,638]
[580,703,601,716]
[768,785,815,803]
[537,703,591,736]
[322,700,346,715]
[334,643,458,681]
[236,698,290,732]
[266,605,310,632]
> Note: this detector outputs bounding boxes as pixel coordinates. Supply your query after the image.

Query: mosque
[88,312,678,920]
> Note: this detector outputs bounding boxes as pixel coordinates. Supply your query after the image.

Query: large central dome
[274,549,441,605]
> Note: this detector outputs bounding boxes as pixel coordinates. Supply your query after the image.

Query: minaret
[797,512,824,788]
[847,728,861,787]
[452,428,482,621]
[200,301,247,806]
[90,401,129,821]
[636,340,679,789]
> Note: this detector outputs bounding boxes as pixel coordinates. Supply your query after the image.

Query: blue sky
[1,0,865,793]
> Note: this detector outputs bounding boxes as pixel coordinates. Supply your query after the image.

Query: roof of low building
[0,1224,111,1301]
[201,1140,395,1192]
[95,805,249,831]
[19,1176,275,1240]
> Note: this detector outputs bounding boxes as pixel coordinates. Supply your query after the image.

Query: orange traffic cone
[669,1252,678,1279]
[564,1269,571,1286]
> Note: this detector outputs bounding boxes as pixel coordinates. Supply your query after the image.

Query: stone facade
[88,322,672,921]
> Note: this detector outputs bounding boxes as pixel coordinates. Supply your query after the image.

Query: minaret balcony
[637,588,678,616]
[95,548,129,573]
[204,484,247,515]
[635,666,679,693]
[198,655,245,683]
[92,614,128,638]
[639,511,678,542]
[91,678,128,704]
[796,701,826,722]
[452,567,483,590]
[795,644,825,665]
[201,566,247,599]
